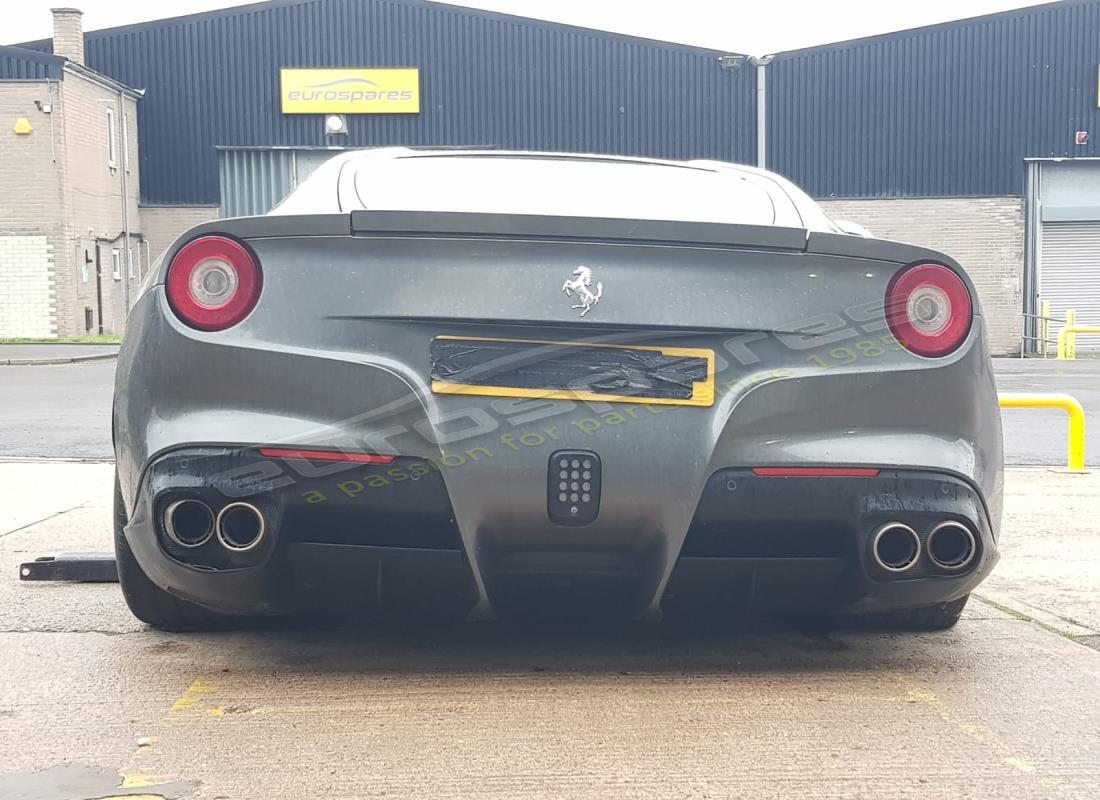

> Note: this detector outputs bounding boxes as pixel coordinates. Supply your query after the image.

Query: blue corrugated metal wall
[23,0,1100,202]
[75,0,755,206]
[0,46,63,80]
[768,0,1100,197]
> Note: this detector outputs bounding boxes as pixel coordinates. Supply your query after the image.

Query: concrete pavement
[0,462,1097,799]
[978,469,1100,642]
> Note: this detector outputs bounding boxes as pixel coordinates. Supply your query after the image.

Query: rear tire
[860,594,970,631]
[114,474,230,631]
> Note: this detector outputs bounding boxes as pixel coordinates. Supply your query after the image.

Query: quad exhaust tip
[216,502,267,552]
[927,521,977,571]
[163,499,215,549]
[871,522,921,572]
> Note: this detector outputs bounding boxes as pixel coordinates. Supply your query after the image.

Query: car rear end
[112,152,1002,624]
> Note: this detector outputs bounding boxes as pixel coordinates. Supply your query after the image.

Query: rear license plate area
[429,336,714,407]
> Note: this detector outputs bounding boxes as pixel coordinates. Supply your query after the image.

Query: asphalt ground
[0,361,115,461]
[0,357,1096,467]
[0,461,1098,799]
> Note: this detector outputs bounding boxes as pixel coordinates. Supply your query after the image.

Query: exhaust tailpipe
[164,499,215,548]
[871,522,920,572]
[927,521,977,570]
[216,503,267,552]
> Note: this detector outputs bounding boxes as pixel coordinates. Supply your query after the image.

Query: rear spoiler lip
[176,211,957,266]
[183,214,353,240]
[182,211,810,251]
[350,210,810,251]
[805,231,953,266]
[164,211,962,277]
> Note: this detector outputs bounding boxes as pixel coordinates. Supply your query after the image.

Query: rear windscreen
[354,155,782,225]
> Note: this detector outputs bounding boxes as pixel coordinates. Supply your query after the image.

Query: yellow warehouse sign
[280,68,420,114]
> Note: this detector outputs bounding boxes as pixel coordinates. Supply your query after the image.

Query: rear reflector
[259,448,395,465]
[752,467,880,478]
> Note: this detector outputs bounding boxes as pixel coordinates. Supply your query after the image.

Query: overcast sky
[5,0,1049,54]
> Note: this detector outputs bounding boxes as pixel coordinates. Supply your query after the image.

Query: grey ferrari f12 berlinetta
[112,149,1002,631]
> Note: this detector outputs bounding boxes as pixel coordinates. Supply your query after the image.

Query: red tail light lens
[752,467,880,478]
[885,263,972,357]
[259,448,395,465]
[166,235,262,331]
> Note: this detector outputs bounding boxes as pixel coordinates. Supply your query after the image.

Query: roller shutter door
[218,149,296,218]
[1040,221,1100,350]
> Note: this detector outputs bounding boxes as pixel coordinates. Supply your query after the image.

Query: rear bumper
[123,448,998,619]
[115,285,1003,620]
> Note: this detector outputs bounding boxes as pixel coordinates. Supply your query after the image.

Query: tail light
[885,263,972,357]
[166,235,262,331]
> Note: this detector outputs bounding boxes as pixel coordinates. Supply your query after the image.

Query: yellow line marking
[169,678,217,713]
[117,675,219,790]
[904,688,992,745]
[1005,757,1039,774]
[118,771,173,789]
[900,679,1046,778]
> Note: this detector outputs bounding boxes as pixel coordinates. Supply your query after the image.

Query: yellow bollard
[1067,310,1077,360]
[999,393,1087,472]
[1056,322,1100,361]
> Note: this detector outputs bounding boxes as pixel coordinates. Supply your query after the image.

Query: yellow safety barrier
[999,393,1087,472]
[1057,324,1100,360]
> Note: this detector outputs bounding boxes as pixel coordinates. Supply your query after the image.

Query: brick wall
[58,70,142,336]
[0,81,62,338]
[140,206,221,266]
[0,70,142,338]
[816,197,1025,356]
[51,10,86,66]
[0,236,55,337]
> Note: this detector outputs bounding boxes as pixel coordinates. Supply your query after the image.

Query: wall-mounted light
[33,100,53,114]
[324,114,348,135]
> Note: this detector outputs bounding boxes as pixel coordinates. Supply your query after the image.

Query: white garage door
[1040,221,1100,350]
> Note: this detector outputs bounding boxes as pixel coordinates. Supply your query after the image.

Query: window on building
[127,248,136,279]
[107,108,117,169]
[112,249,122,281]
